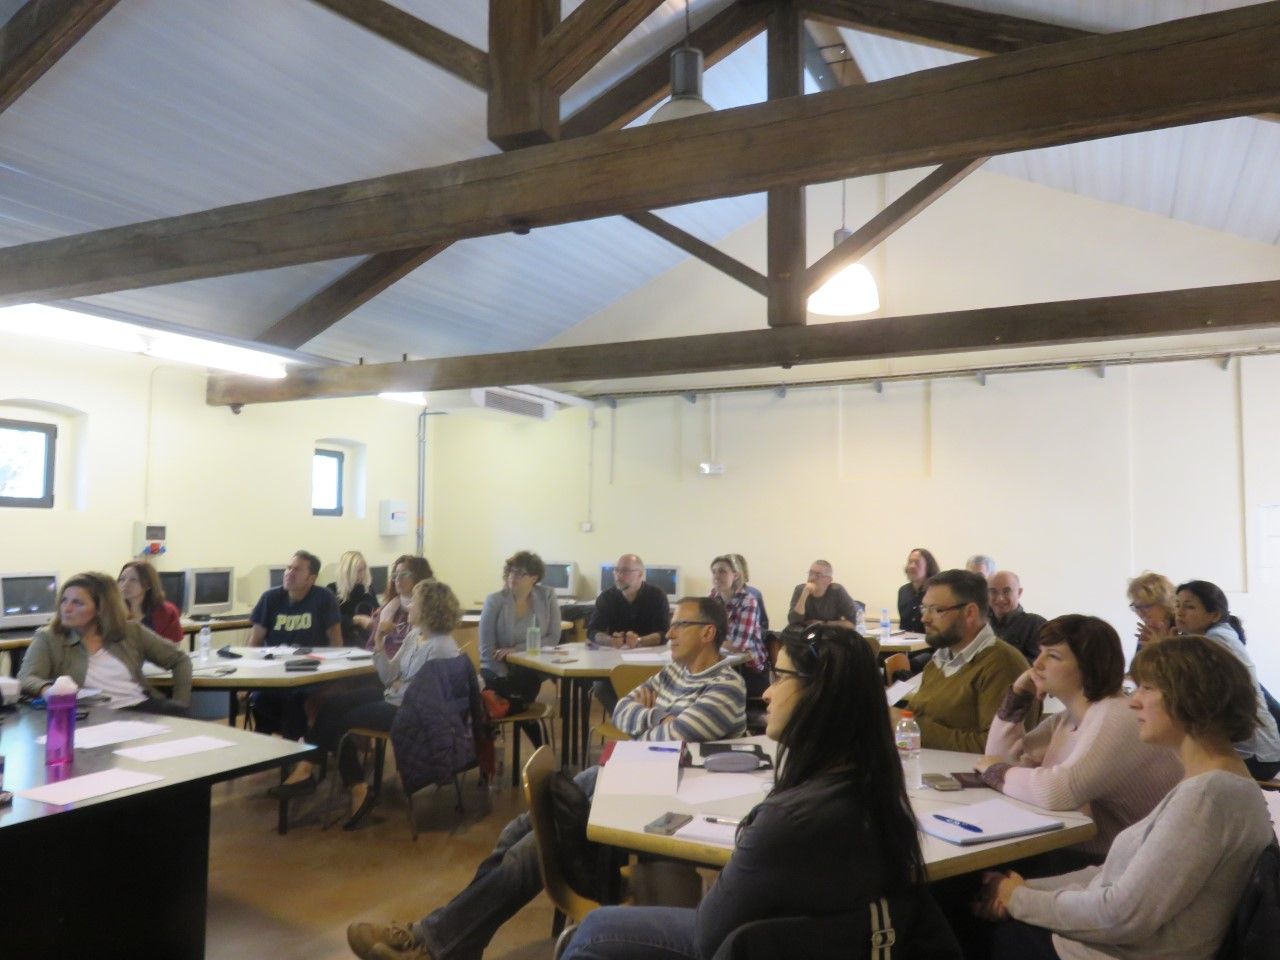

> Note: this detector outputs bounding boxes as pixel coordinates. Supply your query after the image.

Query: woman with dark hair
[368,554,433,658]
[979,635,1273,960]
[976,615,1180,865]
[19,572,191,711]
[559,626,960,960]
[1173,579,1280,779]
[118,559,183,643]
[898,547,939,633]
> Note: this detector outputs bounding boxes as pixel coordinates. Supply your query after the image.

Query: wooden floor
[206,739,558,960]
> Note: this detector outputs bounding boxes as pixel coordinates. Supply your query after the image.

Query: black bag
[548,770,614,902]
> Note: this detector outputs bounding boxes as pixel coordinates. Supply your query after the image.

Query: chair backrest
[883,653,910,687]
[522,746,600,924]
[1215,839,1280,960]
[609,662,661,699]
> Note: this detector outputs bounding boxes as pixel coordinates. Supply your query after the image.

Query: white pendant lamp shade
[807,229,880,317]
[650,45,713,123]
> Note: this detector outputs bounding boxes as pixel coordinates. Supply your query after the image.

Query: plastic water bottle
[854,606,867,636]
[45,677,78,766]
[879,607,892,644]
[198,625,213,664]
[525,618,540,654]
[895,711,922,789]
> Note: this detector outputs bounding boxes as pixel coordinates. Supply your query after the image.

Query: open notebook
[918,798,1064,846]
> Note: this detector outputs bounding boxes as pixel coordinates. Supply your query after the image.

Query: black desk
[0,705,312,958]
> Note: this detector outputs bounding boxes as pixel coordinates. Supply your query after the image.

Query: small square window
[0,417,56,509]
[312,448,344,517]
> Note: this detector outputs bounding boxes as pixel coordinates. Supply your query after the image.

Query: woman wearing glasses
[1125,571,1176,657]
[559,625,960,960]
[709,554,768,698]
[368,554,433,658]
[478,551,560,732]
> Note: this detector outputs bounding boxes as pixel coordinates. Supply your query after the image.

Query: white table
[587,738,1095,881]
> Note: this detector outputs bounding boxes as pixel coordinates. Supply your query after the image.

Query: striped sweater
[612,657,746,742]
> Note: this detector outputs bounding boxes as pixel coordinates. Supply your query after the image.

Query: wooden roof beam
[209,279,1280,404]
[767,1,807,327]
[308,0,489,91]
[536,0,666,94]
[0,0,122,114]
[625,211,768,296]
[2,2,1278,306]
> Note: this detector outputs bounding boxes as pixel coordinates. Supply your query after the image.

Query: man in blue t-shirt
[249,551,343,774]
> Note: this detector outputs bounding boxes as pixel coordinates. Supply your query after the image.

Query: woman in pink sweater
[976,615,1181,865]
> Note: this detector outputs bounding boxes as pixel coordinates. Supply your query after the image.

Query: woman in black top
[560,626,959,960]
[327,550,380,647]
[898,547,940,633]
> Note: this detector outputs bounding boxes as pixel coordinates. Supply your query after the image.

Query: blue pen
[932,814,982,833]
[648,746,680,753]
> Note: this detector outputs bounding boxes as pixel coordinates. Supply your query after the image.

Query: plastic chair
[883,653,911,687]
[593,662,662,743]
[461,639,556,786]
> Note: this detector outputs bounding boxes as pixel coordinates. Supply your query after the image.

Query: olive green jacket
[18,622,193,706]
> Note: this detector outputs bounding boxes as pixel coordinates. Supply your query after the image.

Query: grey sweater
[1007,770,1272,960]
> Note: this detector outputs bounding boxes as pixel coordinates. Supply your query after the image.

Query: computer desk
[587,738,1095,882]
[0,704,312,958]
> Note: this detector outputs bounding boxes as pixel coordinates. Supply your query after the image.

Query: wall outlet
[579,520,594,533]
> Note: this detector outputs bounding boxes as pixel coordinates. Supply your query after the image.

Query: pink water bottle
[45,676,78,766]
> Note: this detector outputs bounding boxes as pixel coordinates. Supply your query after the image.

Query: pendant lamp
[649,0,713,123]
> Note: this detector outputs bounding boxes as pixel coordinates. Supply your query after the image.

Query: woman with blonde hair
[1126,570,1176,654]
[710,554,767,698]
[327,550,380,646]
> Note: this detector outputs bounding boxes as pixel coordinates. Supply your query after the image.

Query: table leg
[578,678,591,766]
[559,677,573,767]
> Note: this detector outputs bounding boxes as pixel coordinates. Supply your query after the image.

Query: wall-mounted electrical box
[134,521,168,557]
[379,499,410,537]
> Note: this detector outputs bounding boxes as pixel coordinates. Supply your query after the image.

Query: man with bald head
[987,569,1047,661]
[788,559,859,629]
[589,554,672,712]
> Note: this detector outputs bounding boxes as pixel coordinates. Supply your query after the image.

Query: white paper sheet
[673,815,739,848]
[618,650,672,664]
[886,673,923,705]
[36,719,168,749]
[16,768,163,805]
[309,650,355,660]
[114,735,236,761]
[676,771,772,804]
[595,741,682,796]
[918,798,1064,846]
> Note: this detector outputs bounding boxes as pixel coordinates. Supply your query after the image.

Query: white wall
[0,336,422,608]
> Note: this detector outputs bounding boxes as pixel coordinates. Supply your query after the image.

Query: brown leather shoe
[346,921,425,959]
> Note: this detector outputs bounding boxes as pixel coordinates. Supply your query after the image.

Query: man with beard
[892,569,1028,752]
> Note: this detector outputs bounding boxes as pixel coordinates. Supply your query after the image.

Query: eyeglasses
[392,571,415,580]
[1128,602,1155,613]
[807,570,832,580]
[670,620,713,630]
[505,569,531,579]
[615,567,642,575]
[921,602,967,617]
[769,665,810,684]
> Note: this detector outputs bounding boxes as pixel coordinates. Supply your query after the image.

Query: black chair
[710,891,961,960]
[1215,839,1280,960]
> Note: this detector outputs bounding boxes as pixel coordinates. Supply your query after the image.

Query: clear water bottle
[525,618,541,654]
[854,606,867,636]
[879,607,892,644]
[895,710,922,789]
[198,625,213,664]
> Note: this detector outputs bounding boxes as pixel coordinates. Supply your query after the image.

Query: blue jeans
[414,766,599,960]
[560,906,699,960]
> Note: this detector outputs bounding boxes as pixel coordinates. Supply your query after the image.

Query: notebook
[918,798,1064,846]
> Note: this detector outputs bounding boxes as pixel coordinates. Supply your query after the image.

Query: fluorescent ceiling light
[378,391,429,406]
[0,304,289,378]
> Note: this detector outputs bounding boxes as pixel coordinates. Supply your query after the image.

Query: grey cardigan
[478,584,561,676]
[19,622,194,706]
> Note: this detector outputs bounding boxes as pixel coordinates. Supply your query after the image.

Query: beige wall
[0,336,422,609]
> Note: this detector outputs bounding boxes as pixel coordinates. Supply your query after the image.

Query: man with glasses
[892,569,1028,753]
[588,554,672,713]
[347,596,745,960]
[787,559,861,632]
[987,570,1047,661]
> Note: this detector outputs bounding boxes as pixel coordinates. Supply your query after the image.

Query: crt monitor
[369,565,388,597]
[540,561,577,599]
[186,568,233,617]
[598,563,681,602]
[268,566,285,589]
[158,570,186,613]
[0,572,58,630]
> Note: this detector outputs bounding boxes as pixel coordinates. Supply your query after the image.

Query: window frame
[311,447,344,517]
[0,416,57,509]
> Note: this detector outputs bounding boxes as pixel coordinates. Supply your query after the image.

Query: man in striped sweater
[348,596,747,960]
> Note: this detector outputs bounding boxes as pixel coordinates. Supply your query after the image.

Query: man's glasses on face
[921,602,967,617]
[670,620,712,630]
[807,570,831,580]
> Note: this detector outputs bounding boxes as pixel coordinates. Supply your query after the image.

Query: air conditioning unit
[469,387,558,420]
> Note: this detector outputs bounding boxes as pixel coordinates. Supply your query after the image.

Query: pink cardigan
[985,693,1182,858]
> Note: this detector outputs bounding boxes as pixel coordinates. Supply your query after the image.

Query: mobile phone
[922,773,963,791]
[644,811,693,835]
[218,646,242,659]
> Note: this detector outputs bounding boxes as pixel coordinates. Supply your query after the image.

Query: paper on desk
[16,768,163,805]
[37,719,168,749]
[115,735,236,761]
[619,650,672,664]
[919,798,1063,846]
[594,740,682,796]
[676,771,771,804]
[673,816,739,848]
[886,673,923,705]
[309,649,356,660]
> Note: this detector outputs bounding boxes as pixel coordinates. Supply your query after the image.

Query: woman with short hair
[19,571,191,711]
[1126,570,1176,655]
[979,635,1273,960]
[977,615,1181,866]
[709,554,767,698]
[560,625,960,960]
[117,559,183,644]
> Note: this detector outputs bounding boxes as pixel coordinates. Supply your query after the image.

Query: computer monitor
[540,561,578,599]
[598,563,682,602]
[158,571,186,613]
[0,571,58,630]
[369,565,388,597]
[185,568,233,617]
[268,566,285,590]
